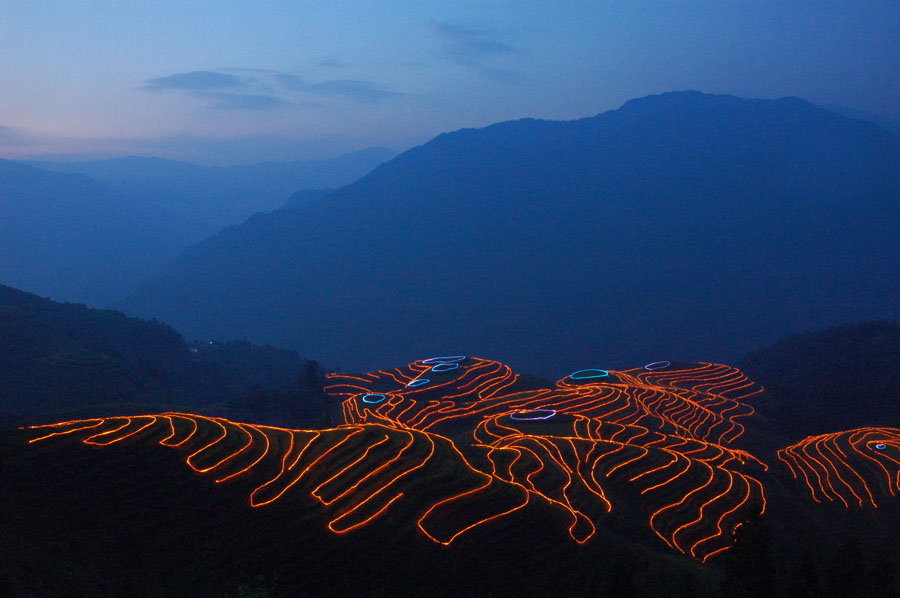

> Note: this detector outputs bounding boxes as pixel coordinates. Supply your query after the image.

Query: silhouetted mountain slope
[739,320,900,439]
[0,283,306,424]
[24,147,395,236]
[822,104,900,137]
[0,159,198,305]
[120,91,900,378]
[278,188,333,210]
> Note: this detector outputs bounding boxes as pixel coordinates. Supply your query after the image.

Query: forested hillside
[0,284,308,426]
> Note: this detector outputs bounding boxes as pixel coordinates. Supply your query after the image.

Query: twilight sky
[2,1,898,165]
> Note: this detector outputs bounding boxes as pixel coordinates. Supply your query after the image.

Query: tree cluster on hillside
[0,283,308,425]
[224,360,335,428]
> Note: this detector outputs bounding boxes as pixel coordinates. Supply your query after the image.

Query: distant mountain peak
[120,92,900,378]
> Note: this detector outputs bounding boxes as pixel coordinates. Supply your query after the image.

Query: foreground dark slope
[3,425,722,598]
[121,91,900,377]
[5,349,900,597]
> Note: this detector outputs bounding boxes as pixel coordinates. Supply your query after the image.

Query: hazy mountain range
[117,91,900,378]
[22,147,394,235]
[0,159,197,305]
[1,148,393,305]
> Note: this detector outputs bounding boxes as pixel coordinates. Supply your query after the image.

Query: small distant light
[570,369,610,380]
[407,378,430,388]
[422,355,466,365]
[430,363,459,373]
[875,443,887,450]
[644,361,671,371]
[510,409,557,421]
[362,393,387,404]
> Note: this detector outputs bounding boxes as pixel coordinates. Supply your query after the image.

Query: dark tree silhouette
[722,510,773,598]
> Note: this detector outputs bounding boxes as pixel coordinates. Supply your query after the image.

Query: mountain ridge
[119,91,900,378]
[0,159,199,305]
[2,148,394,306]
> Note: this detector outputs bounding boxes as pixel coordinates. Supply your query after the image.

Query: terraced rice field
[24,356,900,564]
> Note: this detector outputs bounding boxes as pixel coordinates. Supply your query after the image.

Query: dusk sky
[2,1,898,165]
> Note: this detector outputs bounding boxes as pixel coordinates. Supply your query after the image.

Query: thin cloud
[275,73,312,92]
[142,70,289,111]
[143,71,248,92]
[277,74,400,103]
[427,21,518,67]
[480,67,525,84]
[142,69,399,111]
[311,80,400,102]
[221,67,280,74]
[319,59,350,69]
[207,93,292,111]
